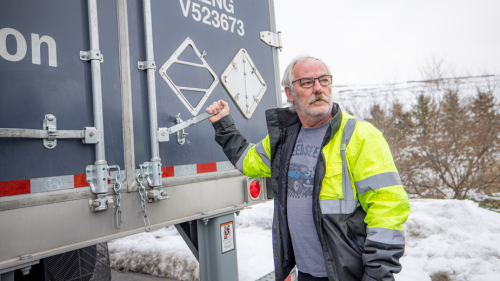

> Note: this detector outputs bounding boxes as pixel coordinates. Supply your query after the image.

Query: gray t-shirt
[287,122,330,277]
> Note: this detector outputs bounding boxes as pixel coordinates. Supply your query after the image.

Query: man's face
[286,59,332,118]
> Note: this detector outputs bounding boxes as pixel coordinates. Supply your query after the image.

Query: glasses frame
[291,75,333,89]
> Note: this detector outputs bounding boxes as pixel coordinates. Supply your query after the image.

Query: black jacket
[213,104,409,281]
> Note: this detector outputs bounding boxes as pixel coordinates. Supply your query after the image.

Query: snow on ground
[109,226,199,280]
[399,199,500,281]
[108,202,275,281]
[109,199,500,281]
[234,202,275,281]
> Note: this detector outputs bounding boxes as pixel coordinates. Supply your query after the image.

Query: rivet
[89,132,94,137]
[86,177,92,182]
[103,178,106,181]
[47,115,54,121]
[161,132,166,136]
[86,168,91,172]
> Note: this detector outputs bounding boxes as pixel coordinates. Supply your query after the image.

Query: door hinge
[260,31,283,50]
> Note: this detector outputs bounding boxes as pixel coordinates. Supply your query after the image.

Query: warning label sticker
[220,221,235,254]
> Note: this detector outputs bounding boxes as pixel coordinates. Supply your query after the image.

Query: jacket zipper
[346,225,363,255]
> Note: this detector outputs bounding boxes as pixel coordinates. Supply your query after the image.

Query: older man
[206,56,410,281]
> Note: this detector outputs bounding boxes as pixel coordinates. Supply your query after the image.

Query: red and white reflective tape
[159,161,235,177]
[0,161,235,198]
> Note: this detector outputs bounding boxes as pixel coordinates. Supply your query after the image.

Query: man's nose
[313,78,323,92]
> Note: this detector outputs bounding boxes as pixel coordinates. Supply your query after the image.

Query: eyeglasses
[292,75,332,88]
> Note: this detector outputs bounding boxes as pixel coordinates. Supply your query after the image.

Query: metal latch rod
[0,128,82,139]
[0,114,99,149]
[157,112,213,142]
[164,112,213,135]
[83,0,122,216]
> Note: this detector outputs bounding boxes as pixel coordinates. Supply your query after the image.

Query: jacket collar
[329,103,343,140]
[266,103,342,130]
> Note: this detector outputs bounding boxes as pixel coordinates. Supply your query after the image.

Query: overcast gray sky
[274,0,500,85]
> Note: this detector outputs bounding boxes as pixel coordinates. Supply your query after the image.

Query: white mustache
[309,93,329,104]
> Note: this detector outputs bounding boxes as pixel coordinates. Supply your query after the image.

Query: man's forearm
[362,239,404,281]
[213,115,251,165]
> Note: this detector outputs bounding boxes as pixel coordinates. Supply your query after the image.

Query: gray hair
[281,55,332,112]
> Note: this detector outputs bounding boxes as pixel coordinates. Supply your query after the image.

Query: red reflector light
[249,180,261,199]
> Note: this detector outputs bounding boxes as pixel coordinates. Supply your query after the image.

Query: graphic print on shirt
[287,139,321,199]
[286,123,330,277]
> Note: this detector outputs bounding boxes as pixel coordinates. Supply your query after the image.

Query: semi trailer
[0,0,283,280]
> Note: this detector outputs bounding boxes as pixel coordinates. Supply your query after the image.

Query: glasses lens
[300,78,314,88]
[319,75,332,86]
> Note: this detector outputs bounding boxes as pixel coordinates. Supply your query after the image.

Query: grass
[478,198,500,213]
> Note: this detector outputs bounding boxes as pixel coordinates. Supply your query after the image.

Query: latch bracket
[138,60,157,71]
[260,31,283,49]
[89,194,114,213]
[137,161,169,203]
[158,127,170,142]
[83,127,99,144]
[85,163,109,194]
[86,164,124,212]
[43,114,58,149]
[80,50,104,63]
[175,113,188,145]
[137,161,163,188]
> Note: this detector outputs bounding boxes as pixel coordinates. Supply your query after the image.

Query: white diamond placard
[221,49,267,119]
[159,37,219,116]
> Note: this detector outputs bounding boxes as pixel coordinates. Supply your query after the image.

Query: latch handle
[157,112,214,142]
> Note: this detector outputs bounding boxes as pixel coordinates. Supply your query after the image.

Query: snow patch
[399,199,500,281]
[109,226,199,281]
[110,199,500,281]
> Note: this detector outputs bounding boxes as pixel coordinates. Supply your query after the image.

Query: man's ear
[285,87,294,103]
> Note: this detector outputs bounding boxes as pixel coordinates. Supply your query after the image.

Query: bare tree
[366,78,500,199]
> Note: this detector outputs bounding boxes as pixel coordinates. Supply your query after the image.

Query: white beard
[294,93,331,117]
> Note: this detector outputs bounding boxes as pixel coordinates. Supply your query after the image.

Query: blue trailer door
[128,0,279,180]
[0,0,124,196]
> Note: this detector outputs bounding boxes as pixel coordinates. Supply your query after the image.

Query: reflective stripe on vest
[235,143,255,173]
[254,140,271,168]
[320,118,361,214]
[355,171,402,195]
[367,227,405,245]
